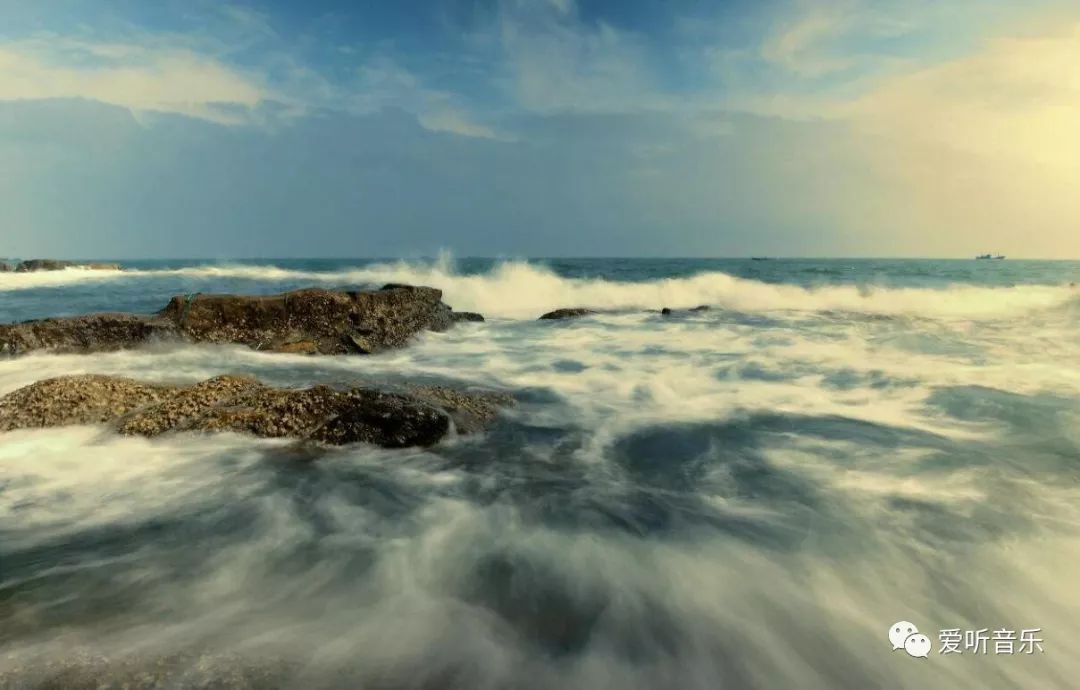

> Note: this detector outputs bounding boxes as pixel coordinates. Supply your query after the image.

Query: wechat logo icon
[890,621,931,658]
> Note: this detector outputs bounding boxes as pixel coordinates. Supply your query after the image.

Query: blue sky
[1,0,1078,258]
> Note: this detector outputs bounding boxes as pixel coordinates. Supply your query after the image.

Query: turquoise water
[1,258,1079,689]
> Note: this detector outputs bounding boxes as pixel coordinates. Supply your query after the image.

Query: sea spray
[2,258,1079,689]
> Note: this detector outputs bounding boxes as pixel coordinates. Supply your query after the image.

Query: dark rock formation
[1,285,483,357]
[649,305,709,315]
[538,308,597,320]
[452,311,485,323]
[0,313,177,356]
[408,384,512,434]
[0,262,10,272]
[15,259,74,272]
[159,285,456,355]
[14,259,121,272]
[0,374,512,447]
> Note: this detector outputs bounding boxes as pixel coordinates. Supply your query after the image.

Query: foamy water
[1,257,1077,319]
[1,258,1078,688]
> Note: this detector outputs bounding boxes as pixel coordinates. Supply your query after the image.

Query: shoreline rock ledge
[13,259,121,272]
[0,374,512,447]
[0,284,481,356]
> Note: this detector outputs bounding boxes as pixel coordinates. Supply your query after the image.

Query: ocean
[1,257,1079,689]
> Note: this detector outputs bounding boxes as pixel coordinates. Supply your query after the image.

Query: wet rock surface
[452,311,485,322]
[0,313,177,356]
[13,259,122,272]
[538,308,597,320]
[0,285,481,357]
[160,284,458,355]
[0,374,512,447]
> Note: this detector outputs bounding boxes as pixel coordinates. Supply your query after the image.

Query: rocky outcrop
[15,259,75,272]
[407,384,511,434]
[160,284,458,355]
[13,260,121,272]
[0,313,177,356]
[538,308,597,320]
[0,262,11,272]
[452,311,485,323]
[0,374,512,447]
[0,285,483,357]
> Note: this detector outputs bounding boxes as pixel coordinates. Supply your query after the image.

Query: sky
[1,0,1078,258]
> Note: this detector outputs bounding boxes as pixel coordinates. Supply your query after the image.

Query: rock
[690,305,711,311]
[452,311,485,323]
[1,285,466,357]
[660,308,672,315]
[0,313,176,356]
[0,262,11,272]
[159,285,456,355]
[538,308,596,320]
[15,259,75,272]
[13,259,120,272]
[0,374,513,447]
[408,385,514,434]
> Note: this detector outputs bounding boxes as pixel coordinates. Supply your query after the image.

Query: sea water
[1,257,1078,689]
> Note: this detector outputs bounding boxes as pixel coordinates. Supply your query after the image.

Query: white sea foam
[3,260,1080,689]
[1,258,1076,319]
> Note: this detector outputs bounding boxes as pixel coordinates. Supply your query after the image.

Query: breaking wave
[0,258,1076,319]
[2,256,1080,688]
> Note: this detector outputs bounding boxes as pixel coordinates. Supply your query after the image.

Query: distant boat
[975,254,1005,260]
[750,257,771,261]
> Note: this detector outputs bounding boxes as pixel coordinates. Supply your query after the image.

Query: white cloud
[349,55,508,139]
[418,109,507,140]
[762,5,855,77]
[847,22,1080,173]
[832,20,1080,255]
[499,2,660,114]
[0,39,272,124]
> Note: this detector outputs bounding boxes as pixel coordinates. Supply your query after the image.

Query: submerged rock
[14,259,121,272]
[408,384,513,434]
[0,374,512,447]
[538,308,597,320]
[0,285,482,357]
